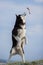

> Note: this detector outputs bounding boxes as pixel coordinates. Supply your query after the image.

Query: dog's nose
[21,12,26,16]
[23,12,26,16]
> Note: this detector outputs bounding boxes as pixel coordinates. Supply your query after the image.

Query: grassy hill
[7,60,43,65]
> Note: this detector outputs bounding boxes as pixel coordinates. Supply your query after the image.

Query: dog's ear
[15,14,18,19]
[15,14,18,17]
[16,15,17,17]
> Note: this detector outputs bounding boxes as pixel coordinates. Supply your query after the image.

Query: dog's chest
[17,25,26,38]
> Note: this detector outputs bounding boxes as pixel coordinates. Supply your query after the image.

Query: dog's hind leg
[19,48,25,63]
[7,52,12,63]
[7,48,16,63]
[21,52,25,63]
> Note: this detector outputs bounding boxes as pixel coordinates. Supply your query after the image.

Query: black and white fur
[8,13,26,63]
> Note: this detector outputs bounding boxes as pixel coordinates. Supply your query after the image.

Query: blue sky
[0,0,43,61]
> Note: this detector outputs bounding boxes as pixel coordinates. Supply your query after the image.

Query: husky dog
[8,13,26,63]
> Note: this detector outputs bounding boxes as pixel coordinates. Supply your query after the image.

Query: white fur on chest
[17,28,26,38]
[13,28,26,44]
[21,25,25,29]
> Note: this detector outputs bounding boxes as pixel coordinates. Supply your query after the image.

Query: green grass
[6,60,43,65]
[7,62,30,65]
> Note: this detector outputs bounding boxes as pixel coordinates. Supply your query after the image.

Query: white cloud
[29,5,42,17]
[0,2,26,11]
[34,0,43,3]
[26,4,43,26]
[28,25,43,35]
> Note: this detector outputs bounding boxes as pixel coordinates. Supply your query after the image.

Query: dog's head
[16,13,26,23]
